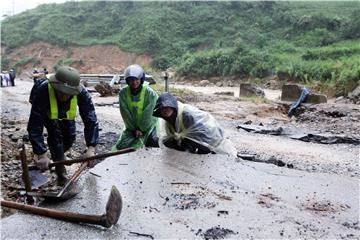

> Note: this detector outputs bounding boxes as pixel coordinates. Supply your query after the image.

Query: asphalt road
[1,148,358,239]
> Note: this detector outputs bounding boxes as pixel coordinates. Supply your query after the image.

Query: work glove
[133,130,143,139]
[36,154,51,171]
[83,146,96,158]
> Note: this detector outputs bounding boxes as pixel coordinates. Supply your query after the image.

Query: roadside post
[162,71,169,92]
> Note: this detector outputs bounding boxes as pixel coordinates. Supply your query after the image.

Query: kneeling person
[153,92,228,154]
[113,64,159,150]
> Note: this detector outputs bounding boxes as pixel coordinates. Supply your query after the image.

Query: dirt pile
[94,82,118,97]
[6,42,152,74]
[293,103,360,137]
[195,226,237,239]
[347,86,360,104]
[1,117,31,217]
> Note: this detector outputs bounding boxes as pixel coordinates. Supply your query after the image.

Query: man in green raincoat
[113,64,159,150]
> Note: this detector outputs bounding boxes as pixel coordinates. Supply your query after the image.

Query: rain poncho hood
[153,92,178,116]
[153,93,236,156]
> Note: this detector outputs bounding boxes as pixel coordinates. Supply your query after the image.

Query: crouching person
[112,64,159,150]
[153,92,236,155]
[27,66,99,185]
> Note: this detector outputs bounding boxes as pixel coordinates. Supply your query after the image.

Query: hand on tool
[83,146,96,158]
[35,154,51,171]
[133,130,143,138]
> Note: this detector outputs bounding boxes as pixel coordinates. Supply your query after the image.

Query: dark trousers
[45,119,76,161]
[163,138,212,154]
[145,128,159,148]
[9,76,15,86]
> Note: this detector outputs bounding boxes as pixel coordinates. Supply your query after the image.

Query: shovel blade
[28,170,49,188]
[57,181,82,200]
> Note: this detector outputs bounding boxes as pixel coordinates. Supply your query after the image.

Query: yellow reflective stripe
[48,83,78,120]
[66,95,78,119]
[48,83,58,119]
[126,82,149,127]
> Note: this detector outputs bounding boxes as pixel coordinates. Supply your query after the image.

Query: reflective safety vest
[126,82,149,127]
[48,83,78,120]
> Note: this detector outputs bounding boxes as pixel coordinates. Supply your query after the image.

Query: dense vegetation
[2,1,360,94]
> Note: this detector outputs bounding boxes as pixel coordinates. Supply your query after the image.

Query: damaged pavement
[1,148,358,239]
[1,78,359,239]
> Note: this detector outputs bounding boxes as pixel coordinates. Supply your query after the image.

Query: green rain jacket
[113,82,158,150]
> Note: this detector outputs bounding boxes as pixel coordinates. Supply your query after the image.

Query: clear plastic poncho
[161,102,237,156]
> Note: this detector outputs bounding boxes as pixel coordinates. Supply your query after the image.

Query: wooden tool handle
[1,200,108,227]
[49,147,136,168]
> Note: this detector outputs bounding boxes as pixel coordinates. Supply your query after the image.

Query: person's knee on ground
[182,138,212,154]
[145,128,159,148]
[163,138,187,152]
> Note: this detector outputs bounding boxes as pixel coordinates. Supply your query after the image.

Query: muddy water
[1,149,358,239]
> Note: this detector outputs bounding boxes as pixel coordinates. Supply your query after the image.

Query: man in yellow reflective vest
[27,66,99,185]
[113,64,159,150]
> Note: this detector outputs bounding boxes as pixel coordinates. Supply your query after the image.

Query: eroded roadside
[1,78,359,221]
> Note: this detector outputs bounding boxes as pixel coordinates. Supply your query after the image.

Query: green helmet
[49,66,81,95]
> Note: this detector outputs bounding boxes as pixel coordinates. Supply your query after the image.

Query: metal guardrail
[80,74,156,87]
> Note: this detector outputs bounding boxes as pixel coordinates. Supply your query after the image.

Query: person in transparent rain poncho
[153,92,236,156]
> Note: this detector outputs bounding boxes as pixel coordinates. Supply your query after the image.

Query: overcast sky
[1,0,69,18]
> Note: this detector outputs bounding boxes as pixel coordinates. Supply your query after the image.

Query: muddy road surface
[1,78,359,238]
[1,149,359,239]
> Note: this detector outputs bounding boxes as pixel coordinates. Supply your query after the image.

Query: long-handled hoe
[1,185,122,228]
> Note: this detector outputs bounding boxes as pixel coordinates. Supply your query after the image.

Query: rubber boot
[55,165,68,186]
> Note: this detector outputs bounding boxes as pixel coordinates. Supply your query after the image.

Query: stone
[227,81,234,87]
[215,81,223,87]
[214,91,234,96]
[10,133,21,142]
[306,94,327,104]
[94,82,113,97]
[348,85,360,104]
[336,96,344,102]
[240,83,265,97]
[281,84,327,103]
[281,84,303,102]
[199,80,210,87]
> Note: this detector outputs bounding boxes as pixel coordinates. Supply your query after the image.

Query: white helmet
[124,64,145,84]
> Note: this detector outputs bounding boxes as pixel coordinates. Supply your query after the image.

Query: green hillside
[2,1,360,94]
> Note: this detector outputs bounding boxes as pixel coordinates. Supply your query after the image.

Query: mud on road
[1,78,359,237]
[0,79,121,217]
